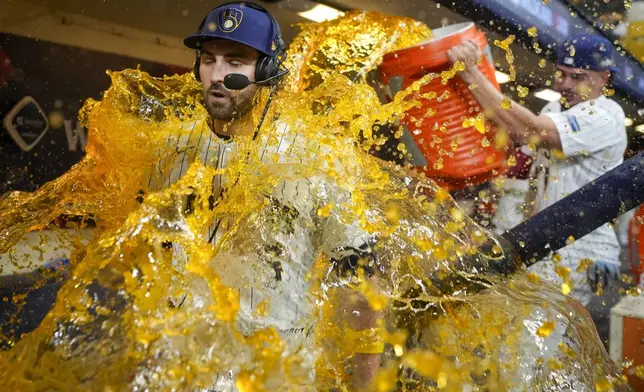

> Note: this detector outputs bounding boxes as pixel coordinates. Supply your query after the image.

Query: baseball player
[144,2,381,390]
[448,33,628,306]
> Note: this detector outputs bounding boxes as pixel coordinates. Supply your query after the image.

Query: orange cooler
[378,22,506,189]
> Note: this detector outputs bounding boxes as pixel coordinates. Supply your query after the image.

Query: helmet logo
[219,8,243,33]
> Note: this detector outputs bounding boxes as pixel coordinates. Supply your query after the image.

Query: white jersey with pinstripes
[144,119,371,391]
[528,96,627,304]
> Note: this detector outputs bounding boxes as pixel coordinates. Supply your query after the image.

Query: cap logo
[564,57,574,66]
[219,8,243,33]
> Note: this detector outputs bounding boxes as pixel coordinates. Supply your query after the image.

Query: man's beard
[204,84,258,121]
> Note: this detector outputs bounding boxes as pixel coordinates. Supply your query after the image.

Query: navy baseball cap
[556,34,618,73]
[184,3,280,56]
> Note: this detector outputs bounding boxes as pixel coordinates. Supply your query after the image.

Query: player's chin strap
[251,53,288,141]
[252,84,278,141]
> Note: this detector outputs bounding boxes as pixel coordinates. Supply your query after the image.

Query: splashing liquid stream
[0,11,628,392]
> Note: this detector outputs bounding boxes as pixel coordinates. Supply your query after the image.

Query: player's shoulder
[259,120,308,155]
[569,95,624,119]
[592,95,625,116]
[539,100,562,115]
[170,118,214,148]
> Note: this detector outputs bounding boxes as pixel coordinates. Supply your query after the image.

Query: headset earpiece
[255,55,277,82]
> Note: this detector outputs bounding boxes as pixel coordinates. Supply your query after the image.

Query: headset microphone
[223,70,289,91]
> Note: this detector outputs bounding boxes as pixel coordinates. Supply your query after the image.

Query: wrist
[345,326,386,354]
[460,67,483,85]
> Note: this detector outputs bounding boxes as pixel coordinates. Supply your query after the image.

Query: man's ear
[602,70,611,85]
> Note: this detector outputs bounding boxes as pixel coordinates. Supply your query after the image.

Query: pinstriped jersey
[144,119,372,391]
[529,96,627,303]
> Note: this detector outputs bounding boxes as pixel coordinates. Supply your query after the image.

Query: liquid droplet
[507,155,517,167]
[537,320,556,337]
[527,26,538,37]
[561,282,572,295]
[576,258,593,272]
[602,87,615,97]
[317,203,334,217]
[568,45,576,57]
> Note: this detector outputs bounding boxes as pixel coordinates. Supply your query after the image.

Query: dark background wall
[0,33,189,194]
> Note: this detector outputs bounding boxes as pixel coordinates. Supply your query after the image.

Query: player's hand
[447,40,483,84]
[587,261,620,293]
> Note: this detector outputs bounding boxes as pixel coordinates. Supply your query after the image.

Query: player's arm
[447,40,561,150]
[342,283,382,389]
[331,247,383,389]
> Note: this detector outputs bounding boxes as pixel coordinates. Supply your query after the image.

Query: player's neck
[589,91,604,101]
[210,117,252,140]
